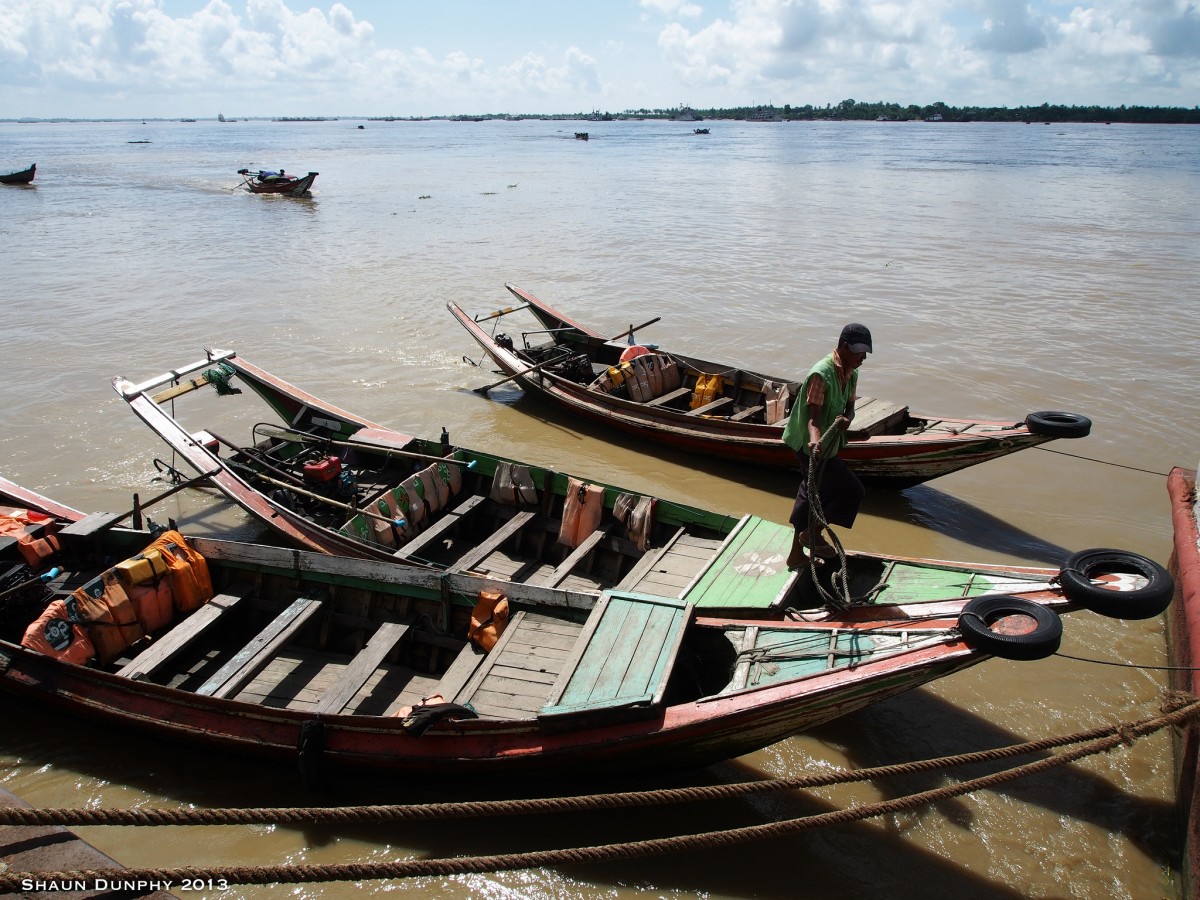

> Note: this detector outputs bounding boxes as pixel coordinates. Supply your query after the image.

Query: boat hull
[242,171,318,195]
[0,164,35,185]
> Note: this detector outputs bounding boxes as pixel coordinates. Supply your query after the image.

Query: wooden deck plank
[196,595,325,699]
[117,591,248,681]
[394,494,486,562]
[644,386,691,408]
[315,621,410,714]
[846,398,908,437]
[686,396,734,416]
[542,593,690,717]
[681,516,794,610]
[728,404,764,422]
[538,523,614,587]
[456,611,583,717]
[449,509,536,574]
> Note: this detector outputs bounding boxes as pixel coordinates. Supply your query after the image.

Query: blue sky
[2,0,1197,119]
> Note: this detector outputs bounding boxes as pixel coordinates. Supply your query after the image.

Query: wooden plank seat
[448,509,536,574]
[615,527,685,593]
[196,594,326,699]
[393,494,487,562]
[686,396,734,416]
[57,512,126,540]
[644,386,691,408]
[846,398,909,438]
[728,404,764,422]
[538,522,615,588]
[541,592,692,719]
[315,620,410,715]
[117,591,249,681]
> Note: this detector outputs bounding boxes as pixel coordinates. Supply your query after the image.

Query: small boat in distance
[448,285,1094,489]
[237,168,317,195]
[0,473,1172,779]
[0,163,35,185]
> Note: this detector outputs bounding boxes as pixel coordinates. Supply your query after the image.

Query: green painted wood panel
[682,516,793,609]
[541,592,689,716]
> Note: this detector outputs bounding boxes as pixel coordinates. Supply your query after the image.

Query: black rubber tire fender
[1057,548,1174,620]
[958,594,1063,661]
[1025,411,1092,438]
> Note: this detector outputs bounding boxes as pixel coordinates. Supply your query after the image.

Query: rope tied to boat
[804,424,884,609]
[2,694,1196,890]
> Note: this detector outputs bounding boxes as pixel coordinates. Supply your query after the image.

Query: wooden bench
[538,523,614,588]
[686,396,734,416]
[541,592,692,719]
[315,620,410,715]
[615,527,685,592]
[117,591,249,682]
[393,494,487,562]
[58,512,126,539]
[448,509,536,574]
[195,594,326,699]
[728,404,764,422]
[644,386,691,408]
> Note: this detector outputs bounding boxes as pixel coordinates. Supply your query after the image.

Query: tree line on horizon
[615,100,1200,124]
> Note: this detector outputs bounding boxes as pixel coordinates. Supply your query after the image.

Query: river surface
[1,117,1198,898]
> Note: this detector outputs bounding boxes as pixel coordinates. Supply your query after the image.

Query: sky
[1,0,1197,119]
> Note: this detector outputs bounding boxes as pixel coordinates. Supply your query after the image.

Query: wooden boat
[0,164,35,185]
[236,168,317,195]
[448,285,1094,488]
[112,350,765,601]
[0,475,1173,777]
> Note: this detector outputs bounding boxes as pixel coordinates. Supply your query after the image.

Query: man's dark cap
[839,323,872,354]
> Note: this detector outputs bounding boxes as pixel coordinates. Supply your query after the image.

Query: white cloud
[641,0,704,18]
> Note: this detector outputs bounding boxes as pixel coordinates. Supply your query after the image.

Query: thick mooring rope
[2,695,1196,891]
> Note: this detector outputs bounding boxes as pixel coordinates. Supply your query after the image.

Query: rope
[1035,445,1170,477]
[3,696,1196,891]
[803,423,883,608]
[3,696,1195,829]
[1055,651,1200,672]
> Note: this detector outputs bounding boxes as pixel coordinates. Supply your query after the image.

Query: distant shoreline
[3,101,1198,126]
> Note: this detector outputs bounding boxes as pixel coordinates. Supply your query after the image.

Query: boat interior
[221,425,734,596]
[493,325,918,438]
[0,518,762,723]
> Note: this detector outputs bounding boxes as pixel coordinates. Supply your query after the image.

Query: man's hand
[834,415,851,431]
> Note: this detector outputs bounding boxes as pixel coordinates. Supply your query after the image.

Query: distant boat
[0,163,35,185]
[693,128,710,135]
[218,113,238,123]
[236,169,318,195]
[672,105,702,122]
[746,109,782,123]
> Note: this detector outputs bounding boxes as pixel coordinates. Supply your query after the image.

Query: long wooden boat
[0,163,35,185]
[236,168,317,195]
[0,477,1173,777]
[448,285,1094,488]
[113,349,768,601]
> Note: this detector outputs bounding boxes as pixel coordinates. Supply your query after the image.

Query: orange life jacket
[21,598,96,665]
[468,590,509,652]
[72,569,145,665]
[142,530,213,614]
[558,477,604,548]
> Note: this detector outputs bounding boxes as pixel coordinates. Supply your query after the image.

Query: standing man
[782,323,872,567]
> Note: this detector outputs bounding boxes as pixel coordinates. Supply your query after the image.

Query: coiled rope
[803,424,886,609]
[3,694,1196,891]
